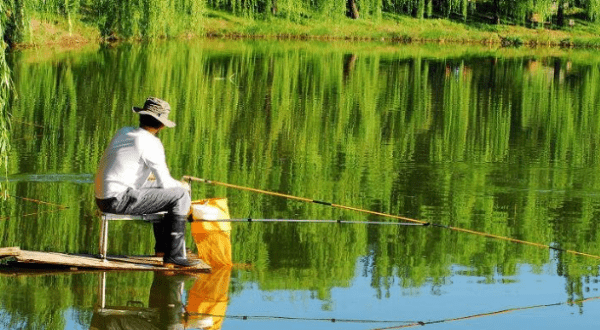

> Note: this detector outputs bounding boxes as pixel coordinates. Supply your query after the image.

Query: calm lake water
[2,40,600,329]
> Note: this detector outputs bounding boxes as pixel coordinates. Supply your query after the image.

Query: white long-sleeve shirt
[95,127,181,199]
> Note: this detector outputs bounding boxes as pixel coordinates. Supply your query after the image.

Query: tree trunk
[346,0,359,19]
[492,0,501,24]
[271,0,278,15]
[554,58,562,82]
[343,54,357,84]
[426,0,433,18]
[264,58,274,132]
[557,0,565,27]
[416,0,425,18]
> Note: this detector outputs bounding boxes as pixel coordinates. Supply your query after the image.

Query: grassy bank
[202,10,600,46]
[11,9,600,50]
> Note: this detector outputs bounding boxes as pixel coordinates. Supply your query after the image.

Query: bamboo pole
[183,176,600,260]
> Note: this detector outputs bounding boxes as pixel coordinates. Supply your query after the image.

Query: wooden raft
[0,247,211,272]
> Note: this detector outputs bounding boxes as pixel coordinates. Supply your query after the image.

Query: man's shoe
[164,255,201,267]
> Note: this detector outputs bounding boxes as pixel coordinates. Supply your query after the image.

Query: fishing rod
[190,218,426,226]
[183,176,426,224]
[183,176,600,260]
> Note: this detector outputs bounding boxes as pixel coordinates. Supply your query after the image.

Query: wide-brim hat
[132,97,176,128]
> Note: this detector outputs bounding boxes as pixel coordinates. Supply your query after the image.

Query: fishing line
[1,193,69,209]
[12,134,44,142]
[185,296,600,327]
[0,208,68,221]
[0,193,69,221]
[370,295,600,330]
[11,119,44,128]
[183,176,600,260]
[190,218,425,226]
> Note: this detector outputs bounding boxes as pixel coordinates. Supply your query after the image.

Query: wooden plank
[0,247,20,257]
[105,255,165,266]
[97,307,158,317]
[7,250,210,272]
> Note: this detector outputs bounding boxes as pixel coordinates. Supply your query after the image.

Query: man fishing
[94,97,199,267]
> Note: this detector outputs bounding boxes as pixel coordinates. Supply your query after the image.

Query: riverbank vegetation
[1,0,600,48]
[1,1,12,194]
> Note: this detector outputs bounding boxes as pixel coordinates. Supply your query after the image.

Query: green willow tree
[1,0,13,194]
[29,0,82,33]
[4,0,600,40]
[588,0,600,20]
[93,0,203,39]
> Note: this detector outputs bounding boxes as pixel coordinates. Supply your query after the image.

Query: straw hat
[132,97,176,128]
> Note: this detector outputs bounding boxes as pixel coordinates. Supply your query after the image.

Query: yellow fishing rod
[183,176,427,224]
[183,176,600,260]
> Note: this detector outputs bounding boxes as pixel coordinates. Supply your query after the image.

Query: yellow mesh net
[190,198,232,268]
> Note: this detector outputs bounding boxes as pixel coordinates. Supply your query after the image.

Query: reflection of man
[94,97,198,267]
[149,272,187,330]
[90,272,203,330]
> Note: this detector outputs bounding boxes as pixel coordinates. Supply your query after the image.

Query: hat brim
[133,107,176,128]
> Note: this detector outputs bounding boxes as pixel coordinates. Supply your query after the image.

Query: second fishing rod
[188,218,425,226]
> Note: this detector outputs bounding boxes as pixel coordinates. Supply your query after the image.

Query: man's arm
[142,139,182,189]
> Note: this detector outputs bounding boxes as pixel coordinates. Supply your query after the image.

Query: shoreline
[9,10,600,52]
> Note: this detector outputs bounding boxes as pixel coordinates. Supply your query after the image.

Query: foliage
[0,1,13,196]
[92,0,204,39]
[2,0,600,44]
[588,0,600,20]
[2,0,29,44]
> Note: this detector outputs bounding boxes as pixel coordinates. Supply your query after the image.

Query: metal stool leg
[102,216,109,261]
[98,212,166,261]
[98,271,106,309]
[99,215,105,259]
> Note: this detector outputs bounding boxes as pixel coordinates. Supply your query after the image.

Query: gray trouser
[96,186,191,216]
